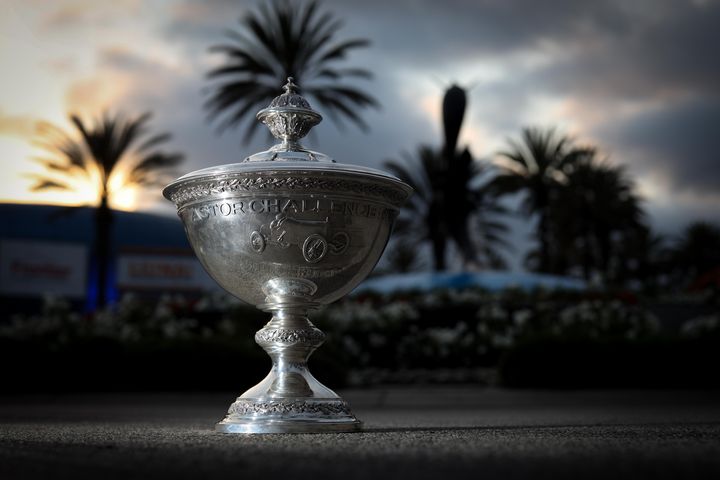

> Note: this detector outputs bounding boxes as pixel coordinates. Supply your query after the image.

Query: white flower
[681,314,720,337]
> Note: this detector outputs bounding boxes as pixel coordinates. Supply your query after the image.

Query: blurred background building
[0,203,216,312]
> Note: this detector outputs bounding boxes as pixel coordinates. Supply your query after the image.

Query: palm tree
[385,146,510,270]
[386,84,510,270]
[492,127,591,273]
[377,240,427,275]
[552,156,646,283]
[670,222,720,288]
[31,112,183,308]
[613,225,667,293]
[205,0,378,142]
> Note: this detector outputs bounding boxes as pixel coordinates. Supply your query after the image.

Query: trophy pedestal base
[215,398,361,434]
[216,288,363,434]
[215,419,362,434]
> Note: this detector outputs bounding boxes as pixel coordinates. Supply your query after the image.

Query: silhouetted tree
[385,147,509,270]
[552,155,646,283]
[31,112,183,308]
[613,226,668,293]
[492,127,591,273]
[442,85,466,159]
[377,240,428,275]
[205,0,377,142]
[669,222,720,289]
[386,84,510,270]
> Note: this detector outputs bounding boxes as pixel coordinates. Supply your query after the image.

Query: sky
[1,0,719,268]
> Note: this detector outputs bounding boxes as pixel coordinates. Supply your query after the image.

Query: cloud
[97,46,152,71]
[18,0,718,237]
[39,2,88,31]
[64,45,191,115]
[165,0,632,69]
[64,73,135,114]
[599,96,720,195]
[530,5,720,103]
[0,111,38,138]
[160,0,720,206]
[646,192,720,237]
[164,0,249,44]
[42,57,78,74]
[39,0,142,32]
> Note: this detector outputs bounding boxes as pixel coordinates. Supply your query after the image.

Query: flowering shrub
[1,294,239,346]
[1,287,716,389]
[681,313,720,338]
[552,300,659,339]
[1,296,83,344]
[310,288,668,385]
[1,289,663,355]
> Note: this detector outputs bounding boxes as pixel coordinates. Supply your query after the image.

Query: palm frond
[29,178,73,192]
[309,88,372,131]
[31,111,183,206]
[113,112,151,162]
[34,122,90,177]
[31,157,76,175]
[385,142,513,270]
[384,160,428,204]
[487,173,525,196]
[205,81,276,133]
[315,39,370,64]
[317,67,372,80]
[128,152,184,186]
[205,0,376,142]
[136,133,172,154]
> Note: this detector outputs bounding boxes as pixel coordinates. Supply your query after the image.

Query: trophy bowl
[163,78,411,433]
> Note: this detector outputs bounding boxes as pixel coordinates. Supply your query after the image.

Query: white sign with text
[0,239,88,297]
[117,253,216,291]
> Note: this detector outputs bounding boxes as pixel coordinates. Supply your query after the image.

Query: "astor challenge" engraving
[192,198,393,221]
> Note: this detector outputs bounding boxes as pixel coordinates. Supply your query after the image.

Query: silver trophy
[163,78,411,433]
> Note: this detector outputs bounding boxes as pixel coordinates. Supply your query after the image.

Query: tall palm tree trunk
[538,206,551,273]
[438,85,468,271]
[94,194,113,309]
[581,219,594,281]
[429,201,447,270]
[432,233,447,271]
[598,232,612,282]
[31,111,183,310]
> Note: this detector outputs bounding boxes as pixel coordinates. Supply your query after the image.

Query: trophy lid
[164,77,411,204]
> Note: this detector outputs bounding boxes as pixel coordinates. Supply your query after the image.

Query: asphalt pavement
[1,388,720,479]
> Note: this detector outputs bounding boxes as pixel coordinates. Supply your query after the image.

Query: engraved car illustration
[250,213,350,263]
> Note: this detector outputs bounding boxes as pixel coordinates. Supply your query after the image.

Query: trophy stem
[216,286,361,433]
[255,310,325,398]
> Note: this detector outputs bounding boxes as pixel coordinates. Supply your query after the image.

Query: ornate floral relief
[168,174,408,209]
[227,399,353,417]
[255,328,326,344]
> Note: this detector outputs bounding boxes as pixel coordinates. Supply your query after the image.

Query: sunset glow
[0,1,174,212]
[107,168,140,211]
[1,0,718,234]
[0,125,139,212]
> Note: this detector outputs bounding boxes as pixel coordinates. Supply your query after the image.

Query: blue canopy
[354,271,587,294]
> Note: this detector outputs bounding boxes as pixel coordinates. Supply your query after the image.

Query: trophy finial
[256,76,322,151]
[283,77,298,95]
